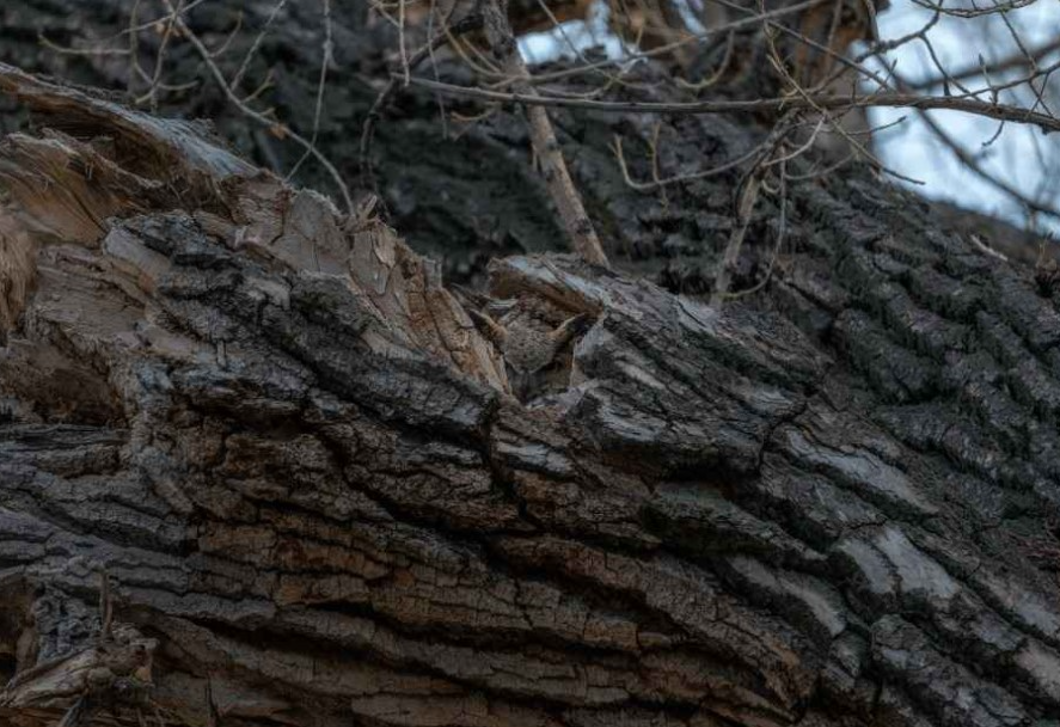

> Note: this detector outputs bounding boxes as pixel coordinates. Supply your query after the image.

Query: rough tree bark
[3,4,1060,727]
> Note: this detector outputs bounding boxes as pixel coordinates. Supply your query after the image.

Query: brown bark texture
[2,3,1060,727]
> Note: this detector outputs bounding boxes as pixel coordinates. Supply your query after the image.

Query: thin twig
[711,171,763,307]
[231,0,289,91]
[726,156,788,300]
[710,113,795,307]
[137,0,185,110]
[359,11,483,192]
[402,78,1060,135]
[480,0,609,266]
[287,0,333,181]
[612,134,762,190]
[161,0,354,213]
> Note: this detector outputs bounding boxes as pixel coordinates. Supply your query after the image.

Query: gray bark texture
[2,3,1060,727]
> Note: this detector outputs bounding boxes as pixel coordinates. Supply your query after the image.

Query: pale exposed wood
[1,30,1060,727]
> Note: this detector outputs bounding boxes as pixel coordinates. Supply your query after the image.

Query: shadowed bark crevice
[2,6,1060,727]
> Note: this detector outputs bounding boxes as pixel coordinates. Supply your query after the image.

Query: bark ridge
[1,51,1060,727]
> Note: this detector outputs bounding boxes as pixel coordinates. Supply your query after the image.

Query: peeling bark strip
[3,62,1060,727]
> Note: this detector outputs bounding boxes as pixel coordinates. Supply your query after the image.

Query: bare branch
[480,0,609,266]
[403,77,1060,134]
[159,0,354,213]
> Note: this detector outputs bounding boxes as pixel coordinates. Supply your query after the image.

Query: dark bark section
[0,0,772,286]
[4,0,1047,285]
[2,5,1060,727]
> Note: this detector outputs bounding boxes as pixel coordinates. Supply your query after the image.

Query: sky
[517,0,1060,236]
[868,0,1060,235]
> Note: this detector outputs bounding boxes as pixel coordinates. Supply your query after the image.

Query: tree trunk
[3,5,1060,727]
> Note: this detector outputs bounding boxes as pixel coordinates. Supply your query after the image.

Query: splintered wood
[0,62,507,398]
[4,56,1060,727]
